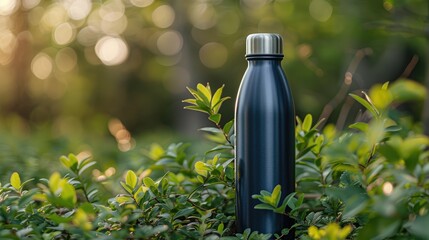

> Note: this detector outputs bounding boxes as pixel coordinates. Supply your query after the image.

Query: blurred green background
[0,0,427,185]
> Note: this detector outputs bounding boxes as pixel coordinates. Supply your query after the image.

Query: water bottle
[235,33,295,236]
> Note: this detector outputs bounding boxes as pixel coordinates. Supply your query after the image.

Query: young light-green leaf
[125,170,138,189]
[302,114,313,132]
[211,85,224,109]
[271,185,282,207]
[10,172,21,190]
[209,113,221,124]
[349,93,379,118]
[143,177,155,188]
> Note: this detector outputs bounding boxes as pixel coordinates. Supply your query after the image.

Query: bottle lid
[246,33,283,56]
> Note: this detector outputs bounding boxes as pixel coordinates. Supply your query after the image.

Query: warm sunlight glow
[22,0,40,10]
[189,3,217,30]
[157,31,183,56]
[95,36,128,66]
[0,0,18,16]
[152,5,175,28]
[54,22,75,45]
[100,0,125,22]
[105,167,116,177]
[55,47,77,72]
[41,4,68,29]
[0,30,17,65]
[31,53,53,80]
[130,0,154,8]
[63,0,92,20]
[199,42,228,69]
[309,0,333,22]
[382,182,393,195]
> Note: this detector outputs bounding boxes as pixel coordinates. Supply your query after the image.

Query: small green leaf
[174,207,195,219]
[350,93,379,118]
[254,203,275,210]
[223,120,234,135]
[182,98,197,106]
[195,161,210,177]
[271,185,282,207]
[217,223,225,235]
[143,177,155,188]
[197,83,212,104]
[10,172,21,190]
[212,97,231,114]
[125,170,138,189]
[302,114,313,132]
[211,85,224,109]
[209,113,221,124]
[349,122,369,132]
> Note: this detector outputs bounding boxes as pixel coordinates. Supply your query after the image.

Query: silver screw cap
[246,33,283,56]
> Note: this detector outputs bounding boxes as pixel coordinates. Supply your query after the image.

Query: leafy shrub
[0,81,429,239]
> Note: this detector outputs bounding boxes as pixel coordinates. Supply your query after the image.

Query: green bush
[1,81,429,239]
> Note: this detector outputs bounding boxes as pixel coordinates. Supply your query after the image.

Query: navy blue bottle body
[235,55,295,235]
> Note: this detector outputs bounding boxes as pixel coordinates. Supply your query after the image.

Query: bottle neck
[245,54,283,61]
[246,54,283,66]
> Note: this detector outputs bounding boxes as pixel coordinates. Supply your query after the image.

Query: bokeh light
[130,0,154,8]
[53,22,75,45]
[309,0,333,22]
[108,118,135,152]
[100,0,125,22]
[63,0,92,21]
[0,0,18,16]
[189,3,217,30]
[0,30,17,65]
[95,36,129,66]
[199,42,228,69]
[41,4,68,30]
[22,0,40,10]
[31,53,53,80]
[152,5,175,29]
[77,26,100,47]
[157,31,183,56]
[55,47,78,72]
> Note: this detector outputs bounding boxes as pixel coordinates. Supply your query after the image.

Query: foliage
[1,82,429,239]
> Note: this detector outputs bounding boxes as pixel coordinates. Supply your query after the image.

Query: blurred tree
[0,0,426,140]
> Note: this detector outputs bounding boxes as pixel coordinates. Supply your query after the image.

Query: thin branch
[317,49,371,129]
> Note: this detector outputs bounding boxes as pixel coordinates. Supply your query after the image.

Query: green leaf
[302,114,313,132]
[407,214,429,239]
[223,120,234,135]
[211,85,224,109]
[277,192,297,213]
[209,113,221,124]
[389,79,426,102]
[10,172,21,190]
[349,122,369,132]
[125,170,138,189]
[60,180,77,208]
[174,207,195,219]
[143,177,155,188]
[182,98,197,106]
[254,203,275,210]
[271,185,282,207]
[78,161,96,176]
[195,161,210,177]
[217,223,225,235]
[357,218,401,240]
[349,93,379,118]
[197,83,212,104]
[212,97,230,114]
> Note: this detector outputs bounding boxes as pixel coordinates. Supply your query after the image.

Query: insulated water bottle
[235,33,295,236]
